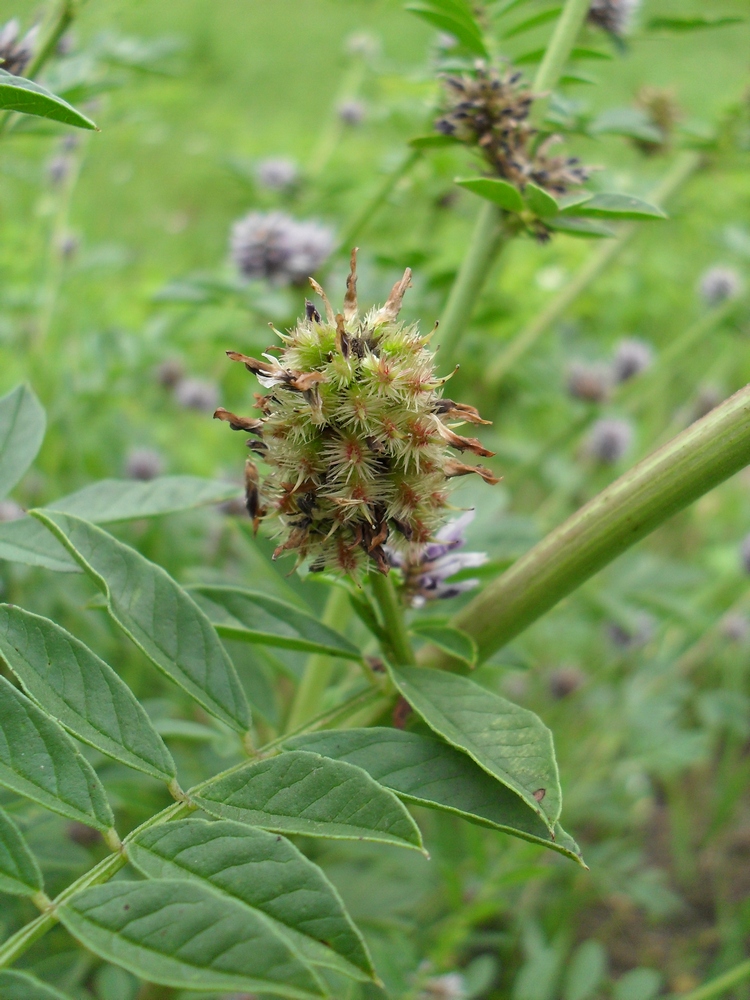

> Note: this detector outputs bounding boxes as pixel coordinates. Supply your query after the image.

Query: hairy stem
[419,381,750,668]
[369,572,416,666]
[484,150,702,385]
[284,586,354,732]
[679,960,750,1000]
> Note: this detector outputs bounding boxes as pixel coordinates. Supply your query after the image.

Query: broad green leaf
[48,476,241,523]
[390,666,561,829]
[556,191,594,212]
[0,517,78,571]
[573,192,666,221]
[58,878,325,999]
[194,750,423,850]
[524,182,559,218]
[0,674,113,831]
[0,384,45,501]
[547,215,615,238]
[410,622,477,668]
[286,729,584,864]
[130,818,373,978]
[502,7,561,39]
[405,4,488,56]
[0,970,74,999]
[455,177,524,212]
[190,585,360,659]
[32,511,250,733]
[0,69,97,129]
[0,803,44,895]
[588,107,664,143]
[0,605,176,783]
[647,15,743,32]
[409,134,461,150]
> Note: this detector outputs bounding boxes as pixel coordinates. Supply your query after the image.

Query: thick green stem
[369,572,416,666]
[285,586,353,732]
[419,381,750,668]
[435,202,505,357]
[531,0,591,98]
[484,151,702,385]
[678,960,750,1000]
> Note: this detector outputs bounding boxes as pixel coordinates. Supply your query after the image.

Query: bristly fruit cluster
[435,62,590,197]
[216,252,498,576]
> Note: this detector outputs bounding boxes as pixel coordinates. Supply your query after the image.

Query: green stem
[369,572,416,666]
[336,149,423,254]
[419,381,750,668]
[676,960,750,1000]
[284,586,354,732]
[484,150,702,385]
[531,0,591,97]
[308,60,366,178]
[435,202,505,358]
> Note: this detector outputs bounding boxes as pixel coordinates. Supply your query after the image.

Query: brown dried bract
[213,407,264,434]
[444,459,501,485]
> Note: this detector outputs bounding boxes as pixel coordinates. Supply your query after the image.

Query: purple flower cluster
[387,510,488,608]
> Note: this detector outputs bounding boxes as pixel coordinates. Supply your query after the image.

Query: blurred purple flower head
[338,99,366,126]
[587,0,640,37]
[699,266,742,307]
[255,157,298,192]
[612,337,653,383]
[0,19,38,75]
[344,31,380,60]
[47,154,72,186]
[155,357,185,389]
[174,377,219,413]
[567,361,611,403]
[740,534,750,575]
[0,500,24,522]
[230,211,335,286]
[125,447,164,481]
[548,665,585,699]
[606,614,653,650]
[721,612,750,643]
[586,417,633,464]
[387,510,487,608]
[420,972,466,1000]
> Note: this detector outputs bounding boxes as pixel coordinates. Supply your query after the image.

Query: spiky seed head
[125,447,164,481]
[611,337,653,383]
[0,19,37,75]
[216,252,497,576]
[698,266,742,306]
[230,211,335,286]
[587,0,640,37]
[174,377,219,413]
[566,361,612,403]
[255,157,298,191]
[338,99,366,126]
[586,417,633,464]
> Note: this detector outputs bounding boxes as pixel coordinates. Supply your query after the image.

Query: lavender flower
[567,361,611,403]
[125,447,164,481]
[0,500,24,522]
[338,99,366,126]
[174,377,219,413]
[0,19,38,76]
[230,211,335,286]
[587,0,640,37]
[387,510,488,608]
[255,157,298,192]
[155,357,185,389]
[612,338,653,383]
[586,418,633,464]
[699,266,742,307]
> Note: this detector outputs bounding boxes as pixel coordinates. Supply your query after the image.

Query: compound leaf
[0,803,44,896]
[0,69,97,129]
[0,605,176,782]
[0,384,45,502]
[194,750,423,850]
[390,665,561,830]
[0,517,77,571]
[32,511,250,733]
[0,674,113,831]
[58,878,326,999]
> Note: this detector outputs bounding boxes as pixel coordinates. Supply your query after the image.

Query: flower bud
[125,447,164,481]
[611,338,653,383]
[338,99,366,126]
[255,157,298,192]
[567,361,612,403]
[586,418,633,464]
[698,266,742,307]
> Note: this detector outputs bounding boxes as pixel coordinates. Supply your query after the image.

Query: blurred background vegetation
[2,0,750,997]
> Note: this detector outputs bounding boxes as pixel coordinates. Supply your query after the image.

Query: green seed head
[216,252,498,576]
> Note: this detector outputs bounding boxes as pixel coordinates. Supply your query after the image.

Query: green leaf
[405,4,488,56]
[57,878,326,999]
[409,134,462,150]
[0,970,75,999]
[556,191,594,211]
[48,476,241,523]
[32,511,250,733]
[0,674,113,831]
[573,192,667,220]
[524,182,559,218]
[410,622,477,667]
[190,585,361,659]
[0,605,176,783]
[0,69,97,130]
[455,177,524,212]
[546,215,615,238]
[646,15,743,32]
[130,818,374,978]
[390,665,561,830]
[0,803,44,896]
[588,107,664,143]
[0,517,78,571]
[563,940,607,1000]
[286,729,584,864]
[515,46,612,64]
[194,749,424,851]
[0,384,46,502]
[502,7,561,39]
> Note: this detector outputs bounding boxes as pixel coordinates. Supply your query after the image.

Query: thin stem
[308,60,366,178]
[369,572,416,666]
[676,960,750,1000]
[284,586,354,732]
[419,381,750,668]
[484,150,702,385]
[531,0,591,98]
[336,149,423,254]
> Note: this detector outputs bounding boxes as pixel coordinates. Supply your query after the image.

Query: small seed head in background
[230,211,335,286]
[698,266,742,306]
[47,154,73,187]
[633,86,682,155]
[0,18,38,75]
[125,447,164,481]
[174,377,219,413]
[0,500,24,522]
[548,665,585,699]
[586,418,633,464]
[57,233,79,260]
[721,612,750,643]
[606,614,653,650]
[567,361,612,403]
[612,337,653,383]
[587,0,640,37]
[255,157,299,192]
[155,357,185,389]
[420,973,467,1000]
[338,99,366,126]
